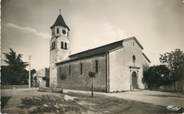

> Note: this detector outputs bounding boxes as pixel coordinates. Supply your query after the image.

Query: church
[49,12,151,92]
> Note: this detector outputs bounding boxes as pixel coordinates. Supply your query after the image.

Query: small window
[51,41,55,50]
[95,60,98,73]
[57,28,59,34]
[80,63,83,75]
[69,65,71,75]
[61,42,64,49]
[133,55,136,63]
[65,43,67,49]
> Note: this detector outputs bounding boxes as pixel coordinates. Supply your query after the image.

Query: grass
[1,96,11,109]
[19,94,87,114]
[18,92,172,114]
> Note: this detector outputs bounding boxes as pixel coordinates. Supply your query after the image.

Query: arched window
[61,42,64,49]
[133,55,136,63]
[80,63,83,75]
[95,60,98,73]
[65,43,67,49]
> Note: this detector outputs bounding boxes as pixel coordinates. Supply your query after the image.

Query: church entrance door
[132,71,138,89]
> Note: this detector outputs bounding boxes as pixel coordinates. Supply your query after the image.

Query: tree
[2,48,29,85]
[143,65,170,89]
[159,49,184,90]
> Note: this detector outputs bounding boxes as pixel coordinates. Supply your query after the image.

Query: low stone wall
[1,85,29,89]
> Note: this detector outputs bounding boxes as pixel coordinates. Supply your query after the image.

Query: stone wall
[49,27,70,88]
[57,54,107,92]
[50,48,58,87]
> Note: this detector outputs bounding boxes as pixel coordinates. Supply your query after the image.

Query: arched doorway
[132,71,138,89]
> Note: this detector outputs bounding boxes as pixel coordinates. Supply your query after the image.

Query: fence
[1,85,29,89]
[159,80,184,93]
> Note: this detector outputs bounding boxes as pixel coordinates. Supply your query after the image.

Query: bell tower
[49,10,70,87]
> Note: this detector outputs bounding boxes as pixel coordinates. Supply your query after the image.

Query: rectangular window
[51,41,55,50]
[80,63,83,75]
[57,28,59,34]
[95,60,98,73]
[69,65,71,75]
[65,43,67,49]
[61,42,63,49]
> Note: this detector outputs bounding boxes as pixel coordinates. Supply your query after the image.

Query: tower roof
[50,14,70,30]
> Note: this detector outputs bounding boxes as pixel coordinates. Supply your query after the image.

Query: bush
[143,65,171,89]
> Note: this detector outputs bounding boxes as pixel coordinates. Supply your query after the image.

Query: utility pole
[28,55,32,88]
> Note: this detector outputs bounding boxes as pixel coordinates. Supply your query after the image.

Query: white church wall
[123,39,150,89]
[109,38,149,92]
[109,45,131,92]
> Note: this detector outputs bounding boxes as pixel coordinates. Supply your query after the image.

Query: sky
[1,0,184,70]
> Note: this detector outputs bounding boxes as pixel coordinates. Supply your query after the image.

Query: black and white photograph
[1,0,184,113]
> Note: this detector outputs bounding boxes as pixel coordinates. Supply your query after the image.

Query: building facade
[36,68,49,87]
[50,12,150,92]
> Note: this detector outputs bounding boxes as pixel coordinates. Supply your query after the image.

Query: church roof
[69,37,143,58]
[56,39,123,65]
[56,37,148,65]
[50,14,70,30]
[142,52,151,63]
[69,39,124,58]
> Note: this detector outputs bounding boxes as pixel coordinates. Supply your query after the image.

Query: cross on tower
[59,9,61,15]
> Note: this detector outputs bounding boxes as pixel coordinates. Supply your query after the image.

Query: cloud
[182,0,184,3]
[103,22,130,40]
[6,23,49,39]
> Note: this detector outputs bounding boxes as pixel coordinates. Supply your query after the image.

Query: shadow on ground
[16,92,173,114]
[19,94,87,114]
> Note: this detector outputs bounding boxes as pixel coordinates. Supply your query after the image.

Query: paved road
[64,89,184,107]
